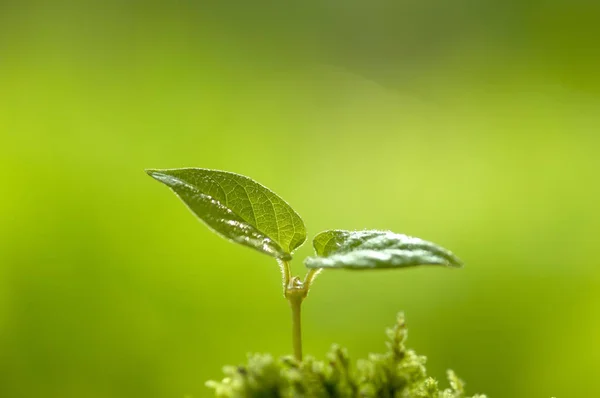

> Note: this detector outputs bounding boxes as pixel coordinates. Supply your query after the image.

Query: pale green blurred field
[1,2,599,397]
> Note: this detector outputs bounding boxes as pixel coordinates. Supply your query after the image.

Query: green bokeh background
[1,1,599,397]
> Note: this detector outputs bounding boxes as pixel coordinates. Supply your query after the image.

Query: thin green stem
[283,264,321,361]
[303,268,322,291]
[278,259,292,295]
[288,293,304,361]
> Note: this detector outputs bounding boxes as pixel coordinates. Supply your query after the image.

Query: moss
[206,313,486,398]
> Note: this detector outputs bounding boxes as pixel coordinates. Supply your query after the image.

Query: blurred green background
[1,1,599,397]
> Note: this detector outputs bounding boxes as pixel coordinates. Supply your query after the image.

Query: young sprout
[146,168,463,361]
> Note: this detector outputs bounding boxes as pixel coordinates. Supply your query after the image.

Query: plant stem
[284,268,318,361]
[278,259,292,296]
[303,268,321,290]
[288,293,304,361]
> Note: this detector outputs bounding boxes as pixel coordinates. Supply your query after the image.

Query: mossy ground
[207,313,487,398]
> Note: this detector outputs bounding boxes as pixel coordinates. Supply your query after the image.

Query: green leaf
[304,230,463,270]
[146,168,306,260]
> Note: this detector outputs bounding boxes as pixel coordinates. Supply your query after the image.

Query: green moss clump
[206,313,486,398]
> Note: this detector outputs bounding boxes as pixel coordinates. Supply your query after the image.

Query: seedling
[146,168,463,361]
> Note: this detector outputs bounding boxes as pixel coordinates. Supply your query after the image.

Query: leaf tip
[145,169,172,185]
[447,255,465,269]
[145,168,160,178]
